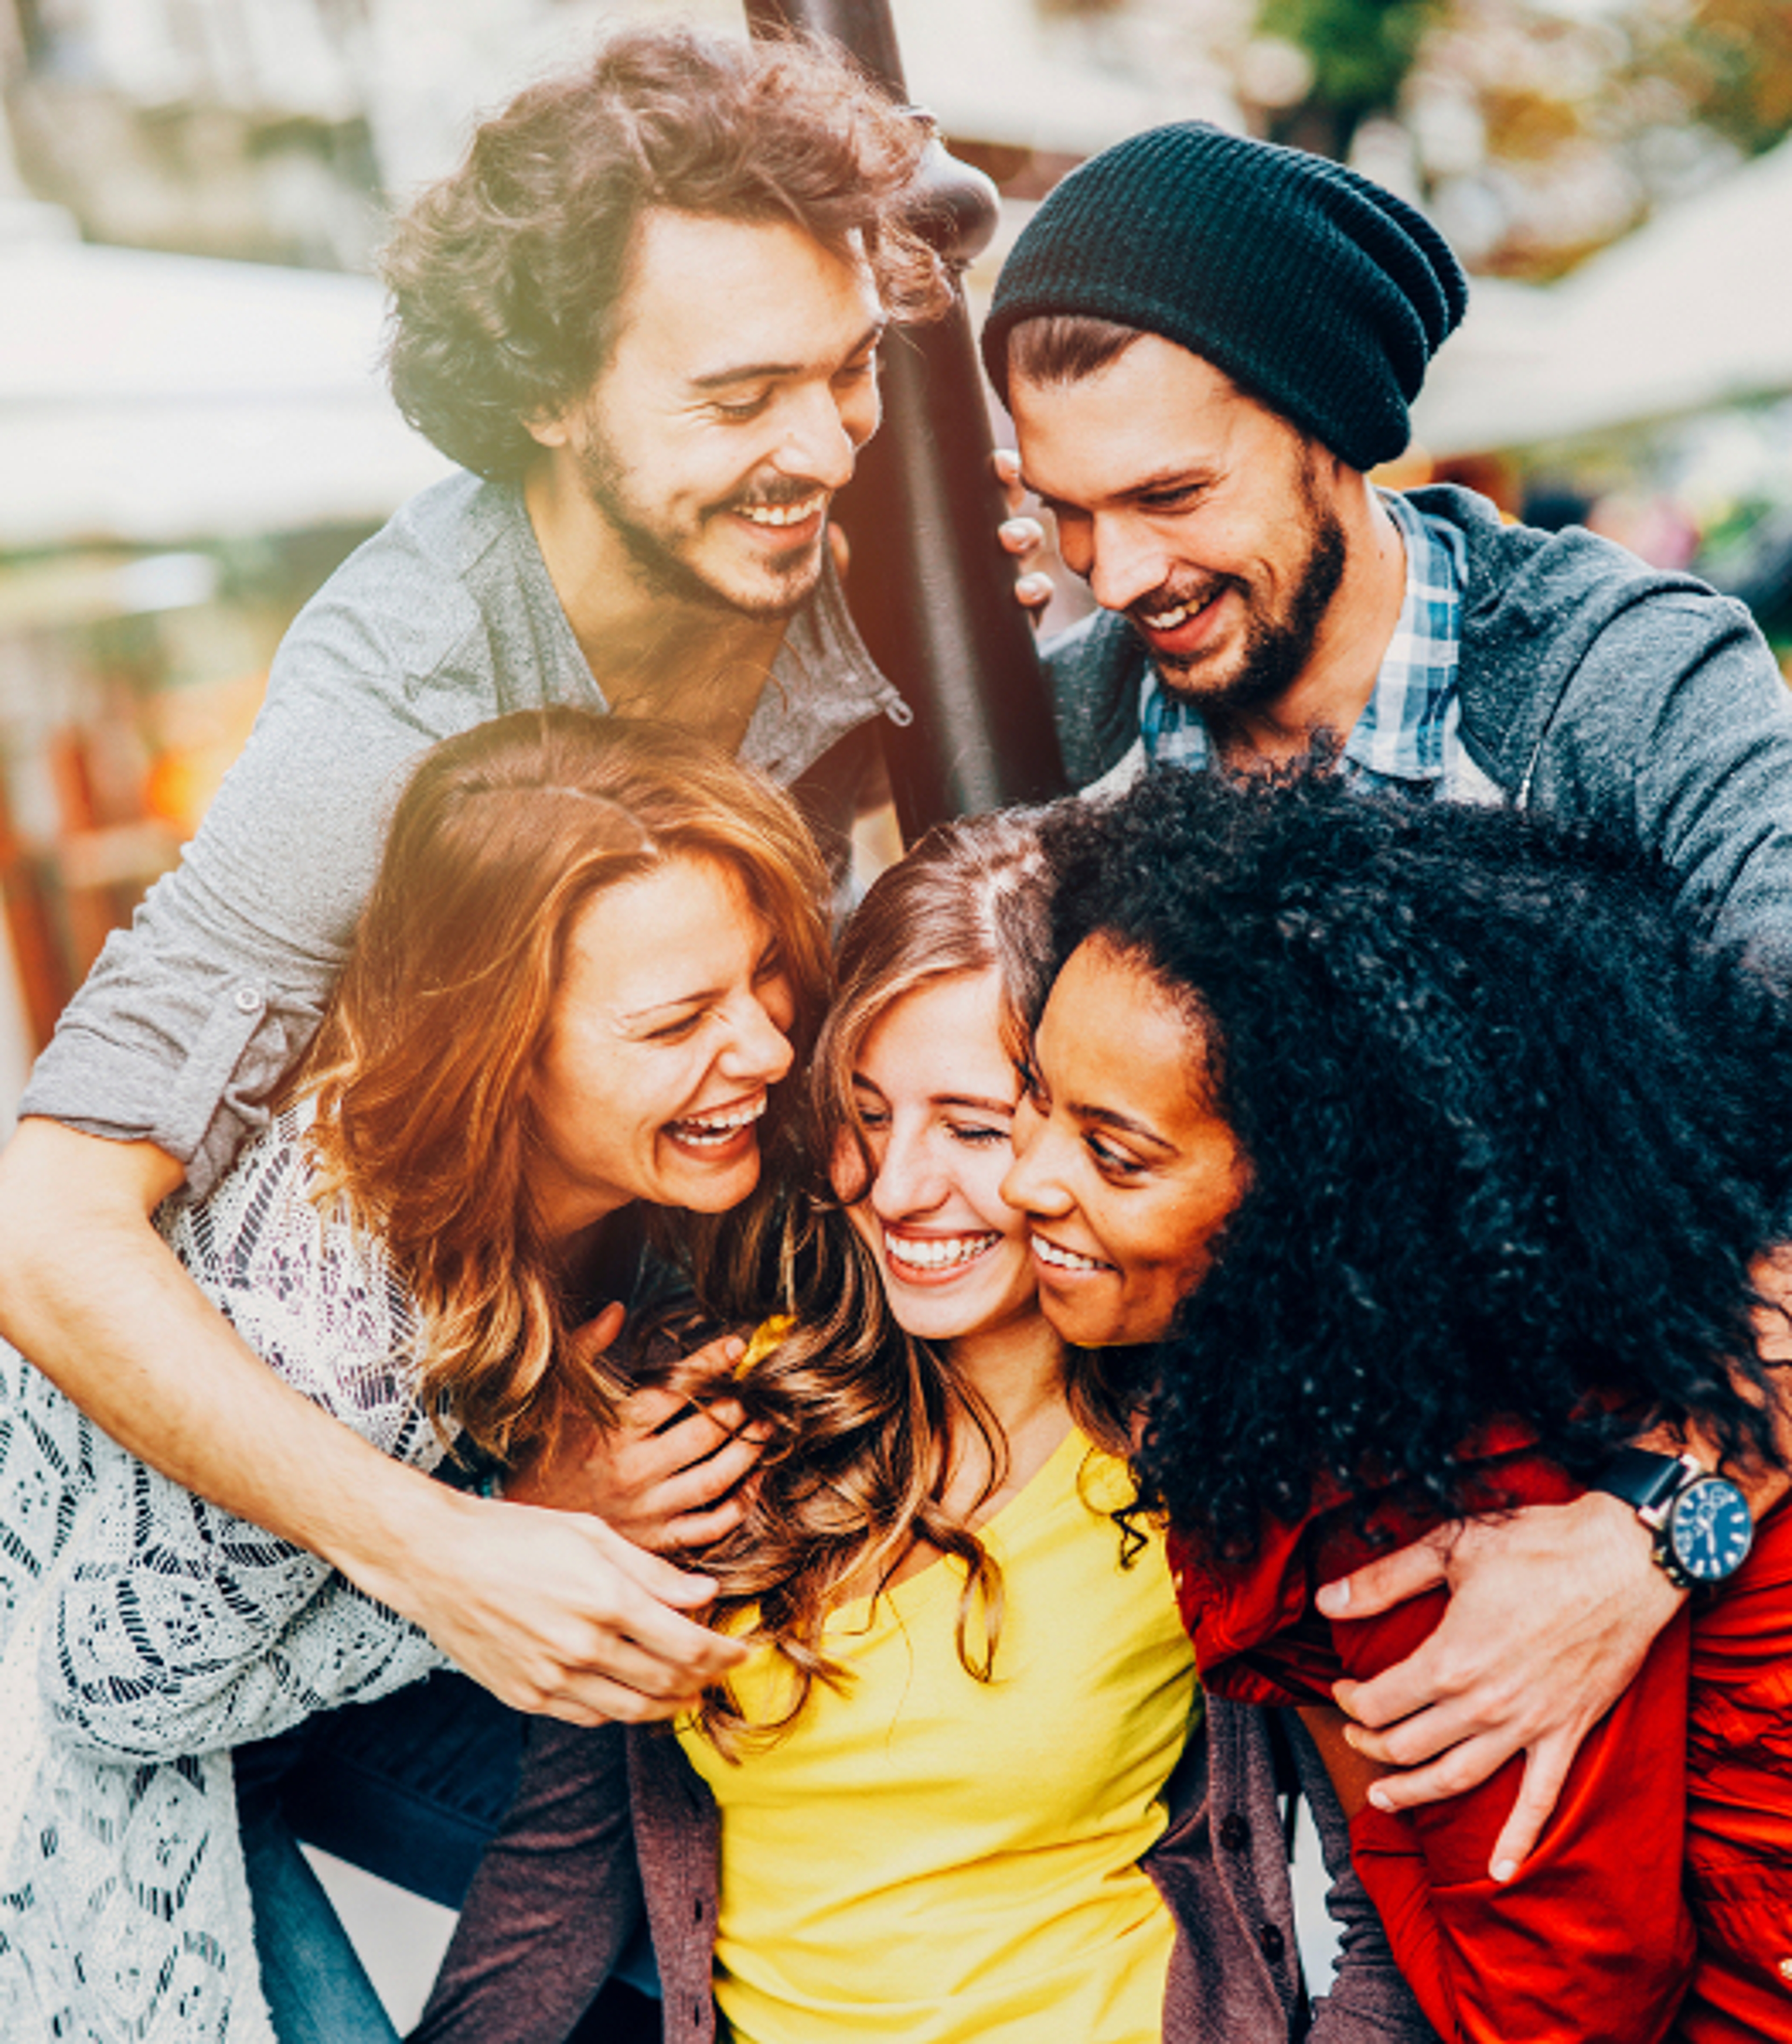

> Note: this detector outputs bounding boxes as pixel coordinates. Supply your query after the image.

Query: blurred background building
[2,0,1790,1135]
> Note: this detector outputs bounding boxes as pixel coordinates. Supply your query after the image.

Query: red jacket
[1173,1446,1792,2044]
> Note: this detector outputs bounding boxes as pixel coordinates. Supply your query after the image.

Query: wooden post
[748,0,1068,832]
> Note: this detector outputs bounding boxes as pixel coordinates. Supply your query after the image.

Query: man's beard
[573,431,825,623]
[1141,463,1349,719]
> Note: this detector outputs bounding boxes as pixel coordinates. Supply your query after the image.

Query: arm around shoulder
[1317,1577,1696,2043]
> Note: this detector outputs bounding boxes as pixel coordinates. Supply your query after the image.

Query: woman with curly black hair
[1002,766,1792,2044]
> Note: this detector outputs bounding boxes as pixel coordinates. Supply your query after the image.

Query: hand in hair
[504,1306,770,1554]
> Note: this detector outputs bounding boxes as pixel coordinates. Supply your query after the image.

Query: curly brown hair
[382,25,952,480]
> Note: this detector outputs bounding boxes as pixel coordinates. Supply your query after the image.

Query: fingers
[567,1301,627,1357]
[661,1330,748,1391]
[612,1379,695,1436]
[1358,1729,1519,1817]
[584,1513,730,1615]
[1354,1719,1576,1876]
[615,1335,747,1431]
[993,444,1025,515]
[1335,1682,1477,1763]
[999,516,1046,560]
[658,1493,752,1555]
[533,1685,679,1729]
[623,1396,760,1480]
[634,1432,765,1535]
[1315,1524,1455,1621]
[988,450,1054,617]
[420,1501,751,1721]
[1334,1635,1527,1750]
[1486,1738,1576,1880]
[999,516,1053,619]
[1331,1634,1486,1737]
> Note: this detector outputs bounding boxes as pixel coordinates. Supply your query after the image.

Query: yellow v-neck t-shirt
[676,1428,1199,2043]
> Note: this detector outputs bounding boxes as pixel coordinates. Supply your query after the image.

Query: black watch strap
[1589,1446,1696,1523]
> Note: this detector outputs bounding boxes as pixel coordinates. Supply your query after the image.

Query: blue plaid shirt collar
[1137,490,1470,793]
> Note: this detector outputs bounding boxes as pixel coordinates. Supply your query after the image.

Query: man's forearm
[0,1117,453,1603]
[0,1117,750,1718]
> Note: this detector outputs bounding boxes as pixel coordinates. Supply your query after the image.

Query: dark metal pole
[748,0,1068,833]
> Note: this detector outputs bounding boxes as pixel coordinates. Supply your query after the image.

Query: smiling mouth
[883,1228,999,1277]
[666,1096,767,1149]
[1031,1233,1113,1275]
[735,492,826,530]
[1136,584,1224,633]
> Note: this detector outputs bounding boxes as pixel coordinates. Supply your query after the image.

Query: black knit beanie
[982,123,1467,473]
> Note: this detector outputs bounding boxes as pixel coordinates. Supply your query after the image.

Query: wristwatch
[1589,1448,1754,1591]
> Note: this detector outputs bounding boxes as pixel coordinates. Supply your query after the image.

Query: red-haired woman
[0,709,832,2044]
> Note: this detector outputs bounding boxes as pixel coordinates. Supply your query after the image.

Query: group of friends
[1,22,1790,2044]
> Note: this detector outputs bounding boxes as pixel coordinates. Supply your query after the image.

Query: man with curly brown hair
[0,21,945,1837]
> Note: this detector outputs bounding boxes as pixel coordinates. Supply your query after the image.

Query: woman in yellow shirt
[678,807,1193,2043]
[417,812,1428,2044]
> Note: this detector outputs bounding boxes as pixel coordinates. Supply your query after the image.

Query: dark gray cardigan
[413,1698,1435,2044]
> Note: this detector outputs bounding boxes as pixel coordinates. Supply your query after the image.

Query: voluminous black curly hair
[1038,766,1792,1558]
[382,26,951,480]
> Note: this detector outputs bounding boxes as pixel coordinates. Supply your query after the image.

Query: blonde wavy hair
[292,708,831,1466]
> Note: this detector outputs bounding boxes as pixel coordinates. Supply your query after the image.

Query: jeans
[236,1673,661,2042]
[235,1672,526,2044]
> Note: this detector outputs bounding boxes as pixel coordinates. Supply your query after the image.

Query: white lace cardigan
[0,1106,452,2042]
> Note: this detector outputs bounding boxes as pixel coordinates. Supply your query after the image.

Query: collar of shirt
[1136,489,1468,793]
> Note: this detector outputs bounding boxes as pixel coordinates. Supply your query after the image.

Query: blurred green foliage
[1244,0,1792,273]
[1257,0,1449,157]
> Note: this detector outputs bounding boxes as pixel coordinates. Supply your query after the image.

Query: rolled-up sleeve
[20,608,455,1195]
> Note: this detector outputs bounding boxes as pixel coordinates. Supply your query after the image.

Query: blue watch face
[1668,1478,1754,1583]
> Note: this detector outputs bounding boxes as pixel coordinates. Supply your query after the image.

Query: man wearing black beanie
[984,117,1792,1904]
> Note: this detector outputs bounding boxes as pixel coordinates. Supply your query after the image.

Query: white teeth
[1141,601,1192,630]
[884,1231,997,1274]
[672,1098,767,1146]
[739,495,824,528]
[1032,1235,1106,1273]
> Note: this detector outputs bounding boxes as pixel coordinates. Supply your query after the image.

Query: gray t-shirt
[22,471,907,1196]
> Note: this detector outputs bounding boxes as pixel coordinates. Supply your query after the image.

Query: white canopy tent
[0,226,452,1122]
[0,228,451,550]
[1414,136,1792,458]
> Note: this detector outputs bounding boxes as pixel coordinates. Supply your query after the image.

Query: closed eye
[644,1010,705,1043]
[948,1121,1011,1148]
[1086,1132,1146,1176]
[709,390,772,422]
